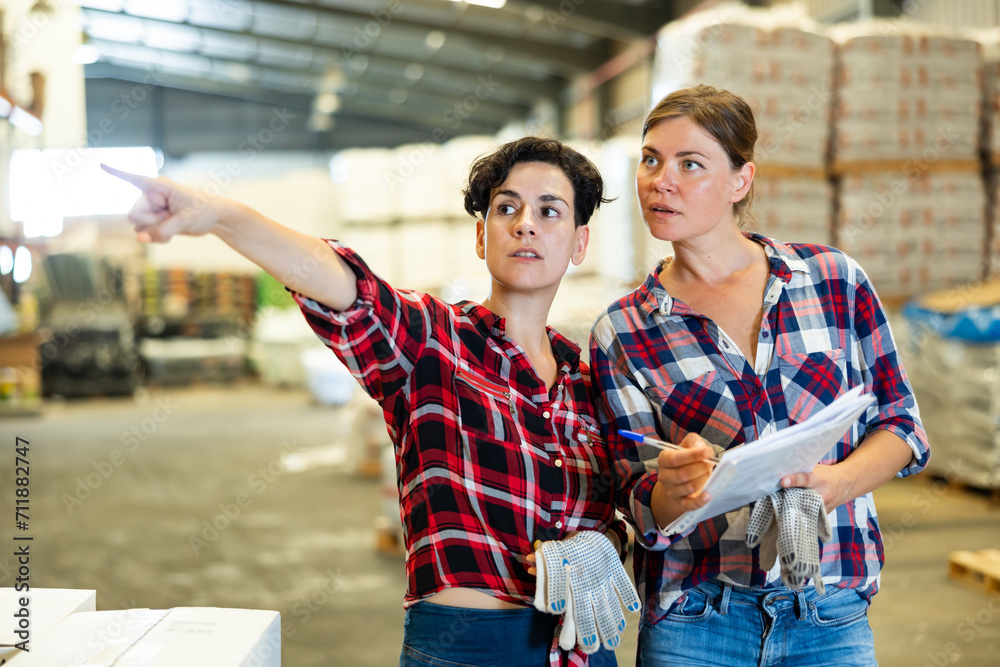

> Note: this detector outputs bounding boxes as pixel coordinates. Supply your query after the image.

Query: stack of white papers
[663,386,875,535]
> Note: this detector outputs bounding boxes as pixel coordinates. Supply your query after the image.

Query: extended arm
[103,165,356,310]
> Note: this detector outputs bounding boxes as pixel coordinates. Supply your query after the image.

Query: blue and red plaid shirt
[590,234,930,623]
[292,242,624,665]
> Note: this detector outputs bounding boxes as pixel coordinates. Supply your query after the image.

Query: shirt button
[753,386,761,395]
[555,520,563,529]
[762,331,769,338]
[542,410,551,419]
[555,459,563,467]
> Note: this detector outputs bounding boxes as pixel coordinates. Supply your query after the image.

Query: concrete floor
[2,383,999,666]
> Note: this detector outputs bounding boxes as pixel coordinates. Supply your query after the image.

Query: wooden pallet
[948,550,1000,595]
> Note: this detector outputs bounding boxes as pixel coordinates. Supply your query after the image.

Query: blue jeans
[638,581,876,667]
[400,601,619,667]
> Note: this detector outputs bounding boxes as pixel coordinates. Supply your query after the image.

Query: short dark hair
[463,137,610,227]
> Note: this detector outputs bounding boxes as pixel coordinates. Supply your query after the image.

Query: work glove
[745,487,832,594]
[533,531,641,654]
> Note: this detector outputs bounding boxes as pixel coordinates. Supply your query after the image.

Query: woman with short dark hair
[105,136,639,666]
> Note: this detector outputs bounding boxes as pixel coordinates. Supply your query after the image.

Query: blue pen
[618,429,722,464]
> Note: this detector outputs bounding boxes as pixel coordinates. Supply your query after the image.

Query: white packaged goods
[651,3,834,170]
[329,148,400,224]
[836,171,986,296]
[749,174,832,246]
[8,607,281,667]
[829,22,981,166]
[0,588,97,663]
[440,135,501,219]
[392,143,450,221]
[904,323,1000,489]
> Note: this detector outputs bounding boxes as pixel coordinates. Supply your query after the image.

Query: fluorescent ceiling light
[314,92,340,114]
[450,0,507,7]
[73,44,101,64]
[12,247,32,284]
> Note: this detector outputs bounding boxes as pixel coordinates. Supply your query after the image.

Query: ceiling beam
[84,64,505,138]
[503,0,671,39]
[253,0,608,71]
[84,39,528,124]
[80,2,604,78]
[80,8,566,104]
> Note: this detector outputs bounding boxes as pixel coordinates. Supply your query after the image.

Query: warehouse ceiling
[76,0,695,155]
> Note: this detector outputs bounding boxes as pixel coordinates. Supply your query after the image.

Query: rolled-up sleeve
[852,261,931,476]
[289,240,430,403]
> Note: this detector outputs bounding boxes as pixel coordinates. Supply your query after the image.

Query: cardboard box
[0,588,97,663]
[8,607,280,667]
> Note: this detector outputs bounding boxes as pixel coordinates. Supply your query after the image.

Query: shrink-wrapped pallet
[836,171,986,296]
[651,3,834,170]
[903,311,1000,489]
[830,23,981,167]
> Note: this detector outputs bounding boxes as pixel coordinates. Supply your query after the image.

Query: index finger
[657,444,714,468]
[101,163,156,190]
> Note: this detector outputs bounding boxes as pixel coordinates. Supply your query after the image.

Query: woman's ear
[475,218,487,260]
[571,224,590,266]
[731,161,755,204]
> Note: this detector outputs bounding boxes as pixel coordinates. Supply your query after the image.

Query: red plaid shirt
[292,242,624,666]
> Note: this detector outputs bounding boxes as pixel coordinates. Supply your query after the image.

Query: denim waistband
[688,580,848,620]
[408,600,537,620]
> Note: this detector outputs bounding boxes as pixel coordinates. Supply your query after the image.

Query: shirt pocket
[453,365,532,543]
[777,348,848,424]
[643,370,743,448]
[455,365,518,442]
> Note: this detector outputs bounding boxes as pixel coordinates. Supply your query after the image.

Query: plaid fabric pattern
[292,242,622,666]
[590,234,930,623]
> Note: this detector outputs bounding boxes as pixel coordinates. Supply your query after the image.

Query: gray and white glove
[533,531,641,653]
[746,487,832,593]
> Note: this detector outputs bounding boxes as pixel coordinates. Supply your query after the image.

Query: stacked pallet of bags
[328,136,498,300]
[651,2,834,246]
[902,287,1000,490]
[830,22,986,299]
[976,30,1000,276]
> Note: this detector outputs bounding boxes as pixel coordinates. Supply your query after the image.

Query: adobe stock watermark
[880,458,975,552]
[61,393,181,514]
[383,75,502,193]
[923,589,1000,667]
[51,65,167,182]
[188,440,301,555]
[838,125,960,247]
[331,0,406,67]
[755,86,832,164]
[240,568,347,667]
[165,106,296,229]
